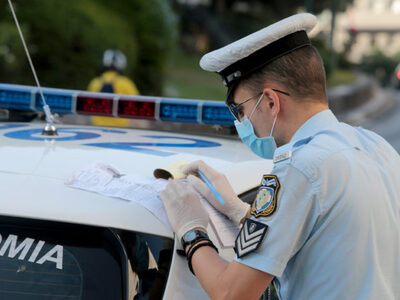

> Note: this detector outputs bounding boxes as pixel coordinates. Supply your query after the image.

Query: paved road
[361,90,400,153]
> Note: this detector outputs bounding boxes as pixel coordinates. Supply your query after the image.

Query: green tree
[96,0,178,95]
[0,0,177,95]
[359,49,400,86]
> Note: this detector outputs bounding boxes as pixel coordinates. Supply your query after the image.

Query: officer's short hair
[240,45,327,103]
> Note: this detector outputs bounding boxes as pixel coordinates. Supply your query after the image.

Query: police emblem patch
[234,218,268,258]
[250,175,280,218]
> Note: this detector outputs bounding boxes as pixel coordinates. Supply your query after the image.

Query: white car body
[0,85,273,299]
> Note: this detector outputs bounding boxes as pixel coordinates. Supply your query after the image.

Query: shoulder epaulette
[273,136,313,164]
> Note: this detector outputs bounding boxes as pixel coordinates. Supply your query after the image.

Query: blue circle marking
[4,127,126,141]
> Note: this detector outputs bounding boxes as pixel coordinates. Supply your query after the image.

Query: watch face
[182,230,208,248]
[184,230,196,242]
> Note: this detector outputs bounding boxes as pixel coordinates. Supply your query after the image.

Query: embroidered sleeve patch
[250,174,280,218]
[234,218,268,258]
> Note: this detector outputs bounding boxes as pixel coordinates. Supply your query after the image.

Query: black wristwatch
[181,230,209,249]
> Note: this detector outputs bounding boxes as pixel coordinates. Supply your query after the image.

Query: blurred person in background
[87,49,139,127]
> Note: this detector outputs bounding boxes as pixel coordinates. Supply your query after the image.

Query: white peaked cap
[199,13,317,101]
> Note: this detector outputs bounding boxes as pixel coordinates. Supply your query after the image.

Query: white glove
[182,160,250,225]
[160,180,209,243]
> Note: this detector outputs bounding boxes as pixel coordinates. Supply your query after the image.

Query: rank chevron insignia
[234,218,268,258]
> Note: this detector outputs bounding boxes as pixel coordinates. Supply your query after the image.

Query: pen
[197,169,225,205]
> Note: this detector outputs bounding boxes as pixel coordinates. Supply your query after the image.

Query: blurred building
[328,0,400,62]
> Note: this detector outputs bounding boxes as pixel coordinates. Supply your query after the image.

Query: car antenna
[7,0,58,136]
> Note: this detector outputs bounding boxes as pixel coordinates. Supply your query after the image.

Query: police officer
[87,49,139,127]
[160,13,400,300]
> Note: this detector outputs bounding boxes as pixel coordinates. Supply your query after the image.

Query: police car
[0,83,272,299]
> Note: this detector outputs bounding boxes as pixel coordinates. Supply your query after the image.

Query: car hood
[0,123,272,237]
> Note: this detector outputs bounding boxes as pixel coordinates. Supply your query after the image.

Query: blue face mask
[234,94,277,159]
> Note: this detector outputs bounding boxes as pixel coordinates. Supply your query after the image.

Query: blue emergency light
[0,84,32,111]
[159,99,199,123]
[0,83,235,126]
[202,102,234,126]
[35,89,75,113]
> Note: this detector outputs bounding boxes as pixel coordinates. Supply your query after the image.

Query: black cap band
[219,30,311,103]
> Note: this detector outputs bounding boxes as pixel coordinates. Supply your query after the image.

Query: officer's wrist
[192,227,207,233]
[184,227,207,253]
[185,239,206,253]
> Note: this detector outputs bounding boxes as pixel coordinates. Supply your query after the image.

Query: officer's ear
[262,88,281,118]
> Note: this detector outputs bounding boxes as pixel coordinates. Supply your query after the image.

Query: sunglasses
[228,89,290,120]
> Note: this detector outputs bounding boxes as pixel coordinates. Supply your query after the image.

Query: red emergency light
[76,96,113,116]
[397,70,400,81]
[118,98,156,119]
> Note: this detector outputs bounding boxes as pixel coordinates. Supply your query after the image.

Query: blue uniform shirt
[235,110,400,299]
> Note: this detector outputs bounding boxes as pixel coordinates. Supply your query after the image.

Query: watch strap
[181,230,209,249]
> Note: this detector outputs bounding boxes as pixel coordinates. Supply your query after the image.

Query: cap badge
[233,70,242,78]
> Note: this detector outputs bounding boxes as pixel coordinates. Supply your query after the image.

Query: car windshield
[0,216,173,300]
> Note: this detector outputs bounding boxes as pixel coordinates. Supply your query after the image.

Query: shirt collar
[290,109,338,143]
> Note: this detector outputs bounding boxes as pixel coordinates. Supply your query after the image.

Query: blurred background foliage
[166,0,355,99]
[0,0,177,95]
[0,0,361,101]
[358,49,400,86]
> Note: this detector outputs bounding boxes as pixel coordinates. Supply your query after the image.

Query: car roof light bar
[159,98,199,123]
[35,88,75,113]
[76,93,114,116]
[202,102,235,125]
[118,95,157,120]
[0,83,235,126]
[0,84,34,111]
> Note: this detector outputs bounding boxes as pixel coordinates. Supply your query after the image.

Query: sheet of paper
[200,197,240,248]
[66,162,241,248]
[65,162,171,229]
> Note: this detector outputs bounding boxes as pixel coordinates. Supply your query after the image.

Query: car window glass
[0,217,126,300]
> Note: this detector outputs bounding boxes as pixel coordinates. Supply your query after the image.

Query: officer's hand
[182,160,250,225]
[160,180,209,243]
